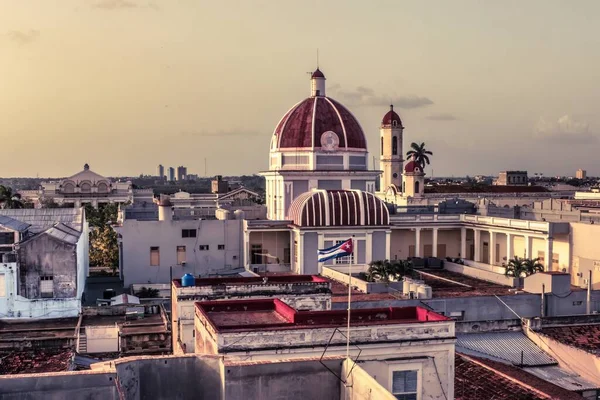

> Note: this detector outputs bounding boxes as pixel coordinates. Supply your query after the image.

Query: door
[408,245,415,258]
[424,245,433,258]
[482,242,489,264]
[437,244,446,259]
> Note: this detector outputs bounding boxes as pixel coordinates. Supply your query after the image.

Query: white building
[0,208,89,319]
[20,164,134,208]
[262,68,380,221]
[115,199,244,287]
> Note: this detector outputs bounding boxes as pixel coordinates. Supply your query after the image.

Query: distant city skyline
[1,1,599,177]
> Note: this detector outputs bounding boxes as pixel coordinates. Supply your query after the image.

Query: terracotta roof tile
[540,325,600,355]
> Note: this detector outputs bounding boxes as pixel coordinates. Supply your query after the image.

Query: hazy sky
[1,1,599,178]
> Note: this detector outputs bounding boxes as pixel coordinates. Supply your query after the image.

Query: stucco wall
[445,262,516,287]
[302,232,318,274]
[341,360,396,400]
[390,228,461,260]
[0,371,118,400]
[18,233,78,299]
[119,219,242,286]
[224,359,341,400]
[571,223,600,289]
[248,231,291,265]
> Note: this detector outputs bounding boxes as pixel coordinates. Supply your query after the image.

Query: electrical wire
[430,356,449,400]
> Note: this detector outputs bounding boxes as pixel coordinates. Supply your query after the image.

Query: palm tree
[523,257,544,275]
[504,256,528,278]
[0,185,24,209]
[406,142,433,170]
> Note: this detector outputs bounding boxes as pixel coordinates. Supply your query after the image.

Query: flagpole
[346,236,354,362]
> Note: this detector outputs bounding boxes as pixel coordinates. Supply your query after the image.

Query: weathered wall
[119,219,243,287]
[224,358,341,400]
[341,359,396,400]
[114,355,222,400]
[18,234,77,299]
[0,371,118,400]
[248,230,291,265]
[571,223,600,289]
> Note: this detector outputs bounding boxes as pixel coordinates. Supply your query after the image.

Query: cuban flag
[318,238,353,263]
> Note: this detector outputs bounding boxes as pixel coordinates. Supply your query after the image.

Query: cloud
[179,129,259,138]
[6,30,40,45]
[533,115,597,143]
[329,84,433,109]
[425,113,457,121]
[92,0,138,9]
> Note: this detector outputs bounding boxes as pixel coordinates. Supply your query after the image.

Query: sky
[1,0,599,178]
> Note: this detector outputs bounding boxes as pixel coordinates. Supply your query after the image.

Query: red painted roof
[173,274,327,288]
[287,189,389,227]
[0,350,73,375]
[195,299,449,333]
[404,160,421,173]
[382,105,403,127]
[273,96,367,150]
[311,68,325,78]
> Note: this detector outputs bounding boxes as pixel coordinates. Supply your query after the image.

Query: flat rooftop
[419,270,518,298]
[196,299,449,333]
[173,274,328,288]
[0,350,74,375]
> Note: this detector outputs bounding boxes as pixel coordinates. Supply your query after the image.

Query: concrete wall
[571,223,600,289]
[0,371,118,400]
[224,358,342,400]
[341,359,396,400]
[322,266,403,294]
[114,355,223,400]
[18,233,78,299]
[445,262,517,287]
[118,219,243,286]
[86,325,119,353]
[248,230,290,265]
[390,228,461,260]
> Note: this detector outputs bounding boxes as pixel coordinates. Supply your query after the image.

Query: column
[460,228,467,259]
[415,228,421,257]
[506,233,513,262]
[545,237,554,271]
[524,235,532,259]
[432,228,439,257]
[385,230,392,260]
[289,231,294,270]
[489,231,496,265]
[474,229,481,262]
[243,231,250,268]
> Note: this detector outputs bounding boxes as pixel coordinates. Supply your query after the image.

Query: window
[199,245,209,251]
[150,246,160,266]
[392,136,398,155]
[393,173,398,179]
[283,248,290,264]
[414,181,420,194]
[40,276,54,298]
[0,232,15,245]
[218,244,225,250]
[0,274,5,297]
[251,244,263,264]
[392,370,418,400]
[182,229,196,238]
[177,246,186,264]
[294,240,298,263]
[381,137,384,155]
[334,240,354,264]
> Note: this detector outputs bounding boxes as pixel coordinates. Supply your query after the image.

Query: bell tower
[379,105,404,191]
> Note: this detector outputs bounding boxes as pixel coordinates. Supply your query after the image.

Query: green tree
[86,204,120,273]
[0,185,24,209]
[406,142,433,170]
[367,259,410,283]
[504,256,528,278]
[523,257,544,275]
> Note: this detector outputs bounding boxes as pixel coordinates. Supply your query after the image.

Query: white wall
[118,219,243,286]
[86,325,119,353]
[571,223,600,289]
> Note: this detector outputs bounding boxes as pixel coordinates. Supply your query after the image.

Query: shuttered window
[392,370,417,400]
[177,246,186,265]
[150,247,160,266]
[40,276,54,298]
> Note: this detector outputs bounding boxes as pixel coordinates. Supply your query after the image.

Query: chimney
[158,195,173,221]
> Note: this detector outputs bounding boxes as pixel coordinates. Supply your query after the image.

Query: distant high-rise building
[157,164,165,180]
[168,167,175,182]
[177,166,187,181]
[576,169,587,179]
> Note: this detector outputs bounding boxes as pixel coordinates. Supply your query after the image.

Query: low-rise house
[0,208,89,319]
[195,298,455,399]
[171,274,332,354]
[114,198,244,287]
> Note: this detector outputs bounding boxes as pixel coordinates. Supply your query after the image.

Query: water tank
[402,278,412,295]
[417,285,432,300]
[181,273,195,287]
[234,209,245,220]
[409,280,423,294]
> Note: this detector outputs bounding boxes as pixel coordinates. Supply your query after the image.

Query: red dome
[273,97,367,150]
[311,68,325,78]
[382,105,403,127]
[404,160,420,173]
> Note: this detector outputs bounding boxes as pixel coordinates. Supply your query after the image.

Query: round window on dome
[393,173,398,178]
